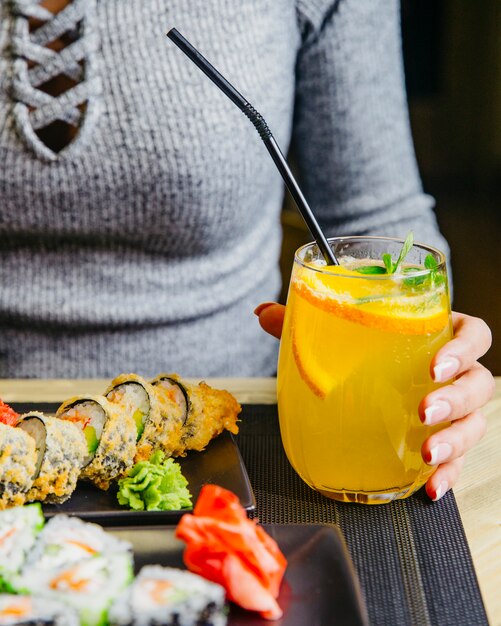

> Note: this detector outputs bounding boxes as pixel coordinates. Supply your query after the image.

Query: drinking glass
[277,236,453,504]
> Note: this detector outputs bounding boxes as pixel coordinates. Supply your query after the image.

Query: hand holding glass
[277,236,452,504]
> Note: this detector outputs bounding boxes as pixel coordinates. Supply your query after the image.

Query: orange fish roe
[0,399,19,426]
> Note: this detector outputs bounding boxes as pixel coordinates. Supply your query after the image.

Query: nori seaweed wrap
[151,374,240,456]
[105,373,183,463]
[17,412,86,504]
[108,565,227,626]
[56,395,136,490]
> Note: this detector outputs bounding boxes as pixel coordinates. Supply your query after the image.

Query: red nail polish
[254,302,275,316]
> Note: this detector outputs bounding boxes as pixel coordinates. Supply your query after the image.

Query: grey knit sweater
[0,0,448,378]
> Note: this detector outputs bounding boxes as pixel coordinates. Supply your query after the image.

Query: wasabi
[117,451,192,511]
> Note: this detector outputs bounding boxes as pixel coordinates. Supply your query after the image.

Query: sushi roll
[19,515,133,572]
[56,396,136,490]
[0,594,79,626]
[17,412,87,504]
[105,374,183,463]
[108,565,227,626]
[15,553,133,626]
[0,424,36,510]
[0,503,44,591]
[151,374,240,456]
[14,516,134,626]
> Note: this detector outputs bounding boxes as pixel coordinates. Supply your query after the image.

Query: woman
[0,0,493,500]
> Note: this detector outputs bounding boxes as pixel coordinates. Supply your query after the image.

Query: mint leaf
[393,231,414,274]
[382,253,394,274]
[424,254,438,270]
[402,271,427,287]
[423,253,446,287]
[355,265,387,275]
[380,232,414,275]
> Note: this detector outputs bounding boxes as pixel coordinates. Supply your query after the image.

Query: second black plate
[110,523,369,626]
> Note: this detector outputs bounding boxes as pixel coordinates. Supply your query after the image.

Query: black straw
[166,27,339,266]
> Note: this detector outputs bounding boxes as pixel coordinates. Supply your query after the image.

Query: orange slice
[290,265,450,398]
[292,333,330,399]
[293,266,450,336]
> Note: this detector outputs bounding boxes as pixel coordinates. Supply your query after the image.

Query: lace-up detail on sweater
[10,0,101,160]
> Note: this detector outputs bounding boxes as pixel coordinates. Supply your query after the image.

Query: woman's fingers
[254,302,285,339]
[419,362,495,426]
[254,305,493,504]
[431,312,492,383]
[425,455,465,501]
[420,311,493,501]
[421,409,487,468]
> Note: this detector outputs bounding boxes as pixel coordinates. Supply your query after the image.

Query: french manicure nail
[433,480,449,501]
[423,400,451,425]
[433,357,460,383]
[428,443,453,465]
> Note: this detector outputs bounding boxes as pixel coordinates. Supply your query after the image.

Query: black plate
[110,523,369,626]
[11,402,255,525]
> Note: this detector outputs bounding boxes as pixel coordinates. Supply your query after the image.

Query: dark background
[402,0,500,375]
[281,0,500,375]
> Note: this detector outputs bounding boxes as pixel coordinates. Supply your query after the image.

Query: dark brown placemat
[236,404,489,626]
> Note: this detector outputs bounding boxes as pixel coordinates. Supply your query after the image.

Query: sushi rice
[56,396,136,490]
[15,553,133,626]
[105,374,183,463]
[14,516,133,626]
[109,565,227,626]
[151,374,240,456]
[17,412,87,504]
[0,424,36,511]
[0,594,79,626]
[18,515,132,573]
[0,504,44,591]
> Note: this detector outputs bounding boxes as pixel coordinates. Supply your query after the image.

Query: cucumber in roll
[17,412,87,504]
[108,565,227,626]
[56,396,136,490]
[151,374,241,456]
[0,424,36,510]
[105,373,183,463]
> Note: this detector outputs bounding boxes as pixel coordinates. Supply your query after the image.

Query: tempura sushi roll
[0,595,79,626]
[56,396,136,490]
[17,412,87,504]
[0,503,44,591]
[108,565,227,626]
[0,424,36,510]
[105,373,183,462]
[15,553,133,626]
[151,374,240,456]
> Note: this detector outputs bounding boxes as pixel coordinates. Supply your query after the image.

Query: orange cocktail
[277,236,452,504]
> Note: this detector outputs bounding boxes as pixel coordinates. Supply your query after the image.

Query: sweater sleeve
[292,0,449,258]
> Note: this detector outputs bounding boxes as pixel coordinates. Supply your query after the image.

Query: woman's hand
[255,304,494,501]
[254,302,285,339]
[419,312,494,500]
